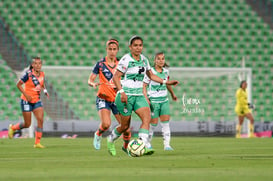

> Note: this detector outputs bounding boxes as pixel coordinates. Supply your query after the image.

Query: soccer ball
[127,138,146,157]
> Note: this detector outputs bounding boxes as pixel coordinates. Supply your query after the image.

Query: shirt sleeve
[143,73,151,84]
[117,56,128,73]
[92,62,100,74]
[143,55,151,71]
[166,69,170,80]
[20,70,30,83]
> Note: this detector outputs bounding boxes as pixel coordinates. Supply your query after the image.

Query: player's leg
[33,105,44,148]
[115,114,131,152]
[111,101,131,152]
[9,100,32,139]
[236,115,244,138]
[159,101,172,150]
[107,94,132,156]
[93,108,111,150]
[159,115,172,150]
[107,114,131,156]
[147,103,159,149]
[93,97,112,150]
[147,117,158,149]
[245,112,255,138]
[134,96,154,155]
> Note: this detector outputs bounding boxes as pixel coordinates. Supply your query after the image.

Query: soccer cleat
[8,124,14,139]
[107,138,116,156]
[144,148,155,156]
[34,143,45,148]
[249,133,256,138]
[146,142,152,149]
[93,132,102,150]
[164,146,174,151]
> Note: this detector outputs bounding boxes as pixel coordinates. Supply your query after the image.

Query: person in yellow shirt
[235,80,255,138]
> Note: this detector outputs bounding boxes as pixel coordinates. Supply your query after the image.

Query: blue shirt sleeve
[92,62,100,74]
[20,70,30,83]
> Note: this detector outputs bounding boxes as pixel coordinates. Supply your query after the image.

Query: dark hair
[29,56,41,70]
[129,35,143,45]
[240,80,247,88]
[153,52,169,68]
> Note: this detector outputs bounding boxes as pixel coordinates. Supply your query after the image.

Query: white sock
[107,127,121,143]
[160,121,171,148]
[148,123,157,143]
[138,128,149,148]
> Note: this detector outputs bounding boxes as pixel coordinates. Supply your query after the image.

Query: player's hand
[44,89,50,99]
[248,103,255,109]
[88,82,100,89]
[45,92,50,99]
[120,92,128,104]
[166,80,179,87]
[172,95,178,101]
[25,94,32,102]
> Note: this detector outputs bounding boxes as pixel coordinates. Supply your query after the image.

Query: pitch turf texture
[1,137,273,181]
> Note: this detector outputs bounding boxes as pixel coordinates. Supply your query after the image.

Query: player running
[8,57,49,148]
[88,39,131,151]
[106,35,179,156]
[143,52,177,150]
[235,80,255,138]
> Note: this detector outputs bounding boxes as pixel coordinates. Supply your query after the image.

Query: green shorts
[115,93,149,116]
[150,100,170,119]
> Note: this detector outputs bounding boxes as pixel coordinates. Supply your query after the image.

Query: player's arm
[16,80,32,102]
[143,82,150,105]
[113,70,127,104]
[146,70,179,86]
[42,79,50,99]
[167,84,177,101]
[88,73,99,88]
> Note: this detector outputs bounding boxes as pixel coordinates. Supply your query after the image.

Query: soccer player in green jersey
[106,35,179,156]
[143,52,177,151]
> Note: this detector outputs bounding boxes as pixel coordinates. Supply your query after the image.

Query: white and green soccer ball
[127,138,146,157]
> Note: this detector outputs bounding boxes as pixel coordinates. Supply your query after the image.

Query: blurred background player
[88,39,131,151]
[8,57,49,148]
[235,80,255,138]
[143,52,177,150]
[106,35,179,156]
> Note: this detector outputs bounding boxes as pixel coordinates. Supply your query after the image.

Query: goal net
[40,66,252,136]
[42,66,252,121]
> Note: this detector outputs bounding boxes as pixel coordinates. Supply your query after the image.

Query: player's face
[155,54,165,68]
[129,39,143,57]
[106,43,119,59]
[32,59,42,72]
[241,82,247,89]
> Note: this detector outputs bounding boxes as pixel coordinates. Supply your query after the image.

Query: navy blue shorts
[20,99,43,112]
[96,97,119,115]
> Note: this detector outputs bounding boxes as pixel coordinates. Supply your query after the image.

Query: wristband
[118,89,124,94]
[162,79,167,84]
[44,89,48,94]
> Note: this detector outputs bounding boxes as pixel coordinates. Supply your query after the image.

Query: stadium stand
[0,56,21,120]
[0,0,272,121]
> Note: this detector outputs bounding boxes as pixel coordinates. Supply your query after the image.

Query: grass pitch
[0,137,273,181]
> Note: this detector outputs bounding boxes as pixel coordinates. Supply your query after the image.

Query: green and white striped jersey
[117,53,151,95]
[143,67,169,103]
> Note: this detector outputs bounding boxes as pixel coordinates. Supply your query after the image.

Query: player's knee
[121,125,130,132]
[102,123,111,130]
[24,123,31,128]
